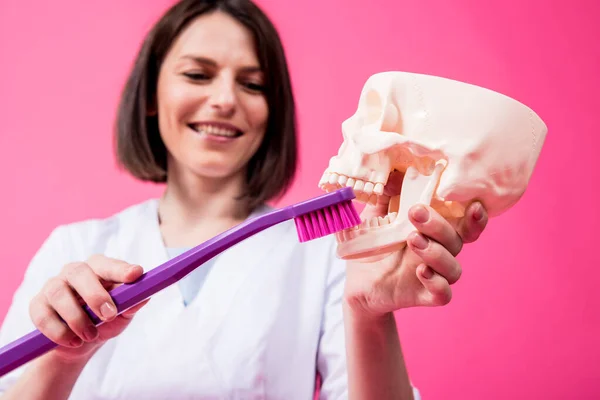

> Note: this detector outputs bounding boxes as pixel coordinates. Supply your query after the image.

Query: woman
[0,0,487,399]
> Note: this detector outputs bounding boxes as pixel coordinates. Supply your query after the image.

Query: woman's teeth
[191,124,240,137]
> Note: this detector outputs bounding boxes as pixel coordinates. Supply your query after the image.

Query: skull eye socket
[363,89,382,124]
[363,89,400,133]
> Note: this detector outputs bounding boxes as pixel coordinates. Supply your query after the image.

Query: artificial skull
[319,71,548,260]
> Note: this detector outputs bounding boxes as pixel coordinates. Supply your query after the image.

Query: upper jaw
[319,171,387,205]
[188,121,244,137]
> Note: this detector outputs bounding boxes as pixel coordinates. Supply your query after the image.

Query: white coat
[0,199,421,399]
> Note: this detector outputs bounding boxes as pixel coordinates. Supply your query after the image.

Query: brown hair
[115,0,297,212]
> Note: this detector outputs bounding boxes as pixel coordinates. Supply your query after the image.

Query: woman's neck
[157,164,250,247]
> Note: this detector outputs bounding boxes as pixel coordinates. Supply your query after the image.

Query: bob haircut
[115,0,298,212]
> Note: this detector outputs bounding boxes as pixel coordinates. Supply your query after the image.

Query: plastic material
[319,71,548,260]
[0,187,360,377]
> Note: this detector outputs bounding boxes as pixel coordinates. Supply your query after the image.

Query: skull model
[319,71,548,260]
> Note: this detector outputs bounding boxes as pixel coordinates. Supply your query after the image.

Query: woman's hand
[28,254,149,363]
[344,189,488,318]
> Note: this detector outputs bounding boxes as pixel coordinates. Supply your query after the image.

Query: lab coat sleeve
[0,226,70,395]
[315,240,422,400]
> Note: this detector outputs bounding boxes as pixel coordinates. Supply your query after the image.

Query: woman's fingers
[27,254,150,360]
[407,231,462,285]
[86,254,144,284]
[29,291,84,348]
[42,276,100,343]
[30,255,146,348]
[457,201,488,243]
[406,204,467,307]
[62,261,119,322]
[415,264,452,306]
[409,204,463,256]
[63,255,144,322]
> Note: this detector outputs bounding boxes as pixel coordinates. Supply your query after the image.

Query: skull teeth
[319,172,385,205]
[335,212,398,242]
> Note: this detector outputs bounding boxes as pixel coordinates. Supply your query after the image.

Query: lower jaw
[335,216,415,261]
[332,162,447,260]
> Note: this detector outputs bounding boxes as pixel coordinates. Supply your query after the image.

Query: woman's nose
[209,78,236,117]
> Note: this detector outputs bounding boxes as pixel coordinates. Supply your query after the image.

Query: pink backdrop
[1,0,598,398]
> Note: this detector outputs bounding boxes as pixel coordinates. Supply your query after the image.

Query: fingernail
[421,265,433,279]
[125,265,141,277]
[411,233,429,250]
[70,337,83,347]
[128,264,142,273]
[472,203,484,221]
[100,302,116,320]
[83,325,98,342]
[411,205,429,223]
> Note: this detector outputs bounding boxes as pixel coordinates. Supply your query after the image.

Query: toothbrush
[0,187,361,377]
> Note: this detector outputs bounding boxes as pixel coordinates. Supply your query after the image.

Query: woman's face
[155,11,268,182]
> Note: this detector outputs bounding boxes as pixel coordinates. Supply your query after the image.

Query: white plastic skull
[319,71,547,260]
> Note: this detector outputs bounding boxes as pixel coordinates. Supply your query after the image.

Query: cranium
[319,71,547,260]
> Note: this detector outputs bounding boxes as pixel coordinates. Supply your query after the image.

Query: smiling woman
[115,0,298,215]
[155,13,268,182]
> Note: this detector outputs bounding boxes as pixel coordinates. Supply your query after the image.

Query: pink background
[1,0,598,398]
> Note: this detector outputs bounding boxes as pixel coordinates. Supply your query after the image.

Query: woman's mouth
[188,122,244,138]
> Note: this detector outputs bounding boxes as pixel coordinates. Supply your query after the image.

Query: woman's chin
[187,163,244,182]
[167,152,249,184]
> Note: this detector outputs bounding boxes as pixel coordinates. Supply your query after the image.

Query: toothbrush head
[292,187,361,242]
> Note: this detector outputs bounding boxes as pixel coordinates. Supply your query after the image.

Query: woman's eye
[243,81,265,92]
[183,72,209,81]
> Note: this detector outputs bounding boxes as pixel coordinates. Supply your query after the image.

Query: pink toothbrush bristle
[295,201,361,242]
